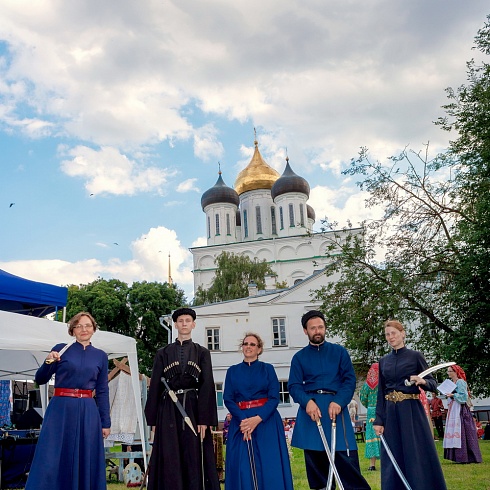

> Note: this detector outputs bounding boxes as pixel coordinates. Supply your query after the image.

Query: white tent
[0,309,147,468]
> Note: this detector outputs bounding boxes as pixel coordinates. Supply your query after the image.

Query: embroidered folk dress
[25,341,110,490]
[443,378,482,463]
[359,368,380,461]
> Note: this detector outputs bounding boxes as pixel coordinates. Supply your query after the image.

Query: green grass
[107,440,490,490]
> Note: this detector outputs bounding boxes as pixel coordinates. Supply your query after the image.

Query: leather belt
[171,388,197,395]
[385,391,419,403]
[54,388,93,398]
[306,389,336,395]
[238,397,268,410]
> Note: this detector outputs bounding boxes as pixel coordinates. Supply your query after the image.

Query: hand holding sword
[45,339,77,364]
[404,362,456,386]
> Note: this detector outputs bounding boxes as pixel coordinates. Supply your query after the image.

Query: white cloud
[0,226,195,299]
[59,145,171,196]
[193,124,224,162]
[176,178,199,193]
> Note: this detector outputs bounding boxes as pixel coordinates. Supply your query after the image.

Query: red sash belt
[54,388,93,398]
[237,397,268,410]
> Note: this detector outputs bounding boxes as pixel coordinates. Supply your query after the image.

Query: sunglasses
[242,342,258,347]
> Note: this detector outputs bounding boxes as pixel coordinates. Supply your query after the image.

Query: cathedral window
[289,204,295,227]
[279,207,284,230]
[215,214,220,235]
[299,203,305,226]
[271,206,277,235]
[272,318,287,346]
[226,213,231,235]
[256,206,262,234]
[207,216,211,238]
[243,210,249,238]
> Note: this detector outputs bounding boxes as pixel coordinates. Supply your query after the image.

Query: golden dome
[234,140,280,195]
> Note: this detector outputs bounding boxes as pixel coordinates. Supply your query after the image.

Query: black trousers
[304,449,371,490]
[433,416,444,438]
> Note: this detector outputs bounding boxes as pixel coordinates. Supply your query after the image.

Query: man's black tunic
[145,339,220,490]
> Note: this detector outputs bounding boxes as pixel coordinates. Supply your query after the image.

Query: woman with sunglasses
[223,332,293,490]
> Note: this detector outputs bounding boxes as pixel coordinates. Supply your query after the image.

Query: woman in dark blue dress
[373,320,446,490]
[224,332,293,490]
[25,312,110,490]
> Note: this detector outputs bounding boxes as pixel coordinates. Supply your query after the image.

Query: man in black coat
[145,308,220,490]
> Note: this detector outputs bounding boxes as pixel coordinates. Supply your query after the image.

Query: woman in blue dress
[224,332,293,490]
[25,312,110,490]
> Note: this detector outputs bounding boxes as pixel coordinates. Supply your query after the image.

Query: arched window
[226,213,231,235]
[299,203,305,226]
[207,216,211,238]
[279,207,284,229]
[289,204,295,227]
[271,207,277,235]
[243,210,249,238]
[256,206,262,234]
[215,213,220,235]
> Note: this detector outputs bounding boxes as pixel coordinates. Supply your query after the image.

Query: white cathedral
[188,138,353,421]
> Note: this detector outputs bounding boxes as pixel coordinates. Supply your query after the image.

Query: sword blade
[326,420,336,490]
[45,339,76,364]
[161,377,197,436]
[379,434,412,490]
[316,420,345,490]
[404,361,456,386]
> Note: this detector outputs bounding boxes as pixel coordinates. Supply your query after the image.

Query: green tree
[65,278,186,376]
[313,147,459,375]
[437,15,490,393]
[193,251,275,305]
[128,281,186,374]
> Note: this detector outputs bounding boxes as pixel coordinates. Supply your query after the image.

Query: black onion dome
[201,172,240,210]
[271,158,310,200]
[307,204,315,221]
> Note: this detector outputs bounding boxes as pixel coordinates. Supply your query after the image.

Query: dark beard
[309,334,325,345]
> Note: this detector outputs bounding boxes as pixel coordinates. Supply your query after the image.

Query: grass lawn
[107,440,490,490]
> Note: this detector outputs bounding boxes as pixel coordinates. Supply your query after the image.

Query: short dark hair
[301,310,326,328]
[172,307,196,322]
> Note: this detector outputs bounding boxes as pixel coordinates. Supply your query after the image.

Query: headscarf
[451,364,466,382]
[451,364,472,398]
[366,362,379,389]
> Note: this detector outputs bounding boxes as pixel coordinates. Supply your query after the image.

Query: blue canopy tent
[0,269,68,317]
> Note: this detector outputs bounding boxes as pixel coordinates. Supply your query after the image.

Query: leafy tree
[313,16,490,395]
[128,281,186,374]
[65,278,186,375]
[193,251,275,305]
[314,147,459,375]
[437,15,490,393]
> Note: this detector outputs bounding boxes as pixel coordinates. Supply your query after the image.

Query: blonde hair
[240,332,264,356]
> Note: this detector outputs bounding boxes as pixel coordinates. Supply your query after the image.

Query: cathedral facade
[189,138,357,421]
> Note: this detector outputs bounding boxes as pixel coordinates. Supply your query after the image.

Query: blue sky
[0,0,488,301]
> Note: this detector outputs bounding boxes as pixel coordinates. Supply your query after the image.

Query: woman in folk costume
[443,364,482,463]
[359,362,380,471]
[25,312,110,490]
[373,319,447,490]
[224,332,293,490]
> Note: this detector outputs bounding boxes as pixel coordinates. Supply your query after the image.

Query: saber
[245,435,259,490]
[326,419,337,490]
[379,434,412,490]
[160,377,197,436]
[316,419,344,490]
[45,339,76,364]
[404,361,456,386]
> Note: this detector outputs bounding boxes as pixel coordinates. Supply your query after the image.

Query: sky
[0,0,488,302]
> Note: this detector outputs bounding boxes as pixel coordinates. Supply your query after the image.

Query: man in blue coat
[288,310,370,490]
